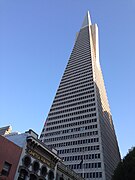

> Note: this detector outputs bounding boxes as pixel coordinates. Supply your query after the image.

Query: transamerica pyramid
[40,11,121,180]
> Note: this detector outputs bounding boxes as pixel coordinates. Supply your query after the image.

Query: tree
[112,147,135,180]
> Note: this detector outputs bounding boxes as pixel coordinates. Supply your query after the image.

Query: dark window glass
[1,161,11,177]
[48,170,54,180]
[60,177,64,180]
[33,161,39,172]
[18,169,28,180]
[41,166,47,176]
[98,162,101,168]
[23,156,31,167]
[30,174,37,180]
[99,172,102,178]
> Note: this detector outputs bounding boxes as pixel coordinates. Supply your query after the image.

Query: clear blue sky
[0,0,134,157]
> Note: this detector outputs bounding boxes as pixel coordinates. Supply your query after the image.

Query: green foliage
[112,147,135,180]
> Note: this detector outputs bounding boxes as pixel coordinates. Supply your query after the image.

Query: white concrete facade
[40,12,120,180]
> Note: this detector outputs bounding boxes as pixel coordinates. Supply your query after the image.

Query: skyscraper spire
[81,11,91,28]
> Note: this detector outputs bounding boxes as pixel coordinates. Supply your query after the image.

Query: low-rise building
[0,128,83,180]
[0,135,22,179]
[0,125,12,135]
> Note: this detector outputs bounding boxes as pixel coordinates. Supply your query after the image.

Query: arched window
[60,177,64,180]
[30,174,37,180]
[48,170,54,180]
[18,169,28,180]
[32,161,40,173]
[41,166,47,176]
[23,155,31,167]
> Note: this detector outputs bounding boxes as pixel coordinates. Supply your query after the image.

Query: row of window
[59,76,93,92]
[55,83,94,99]
[65,60,92,73]
[79,172,102,179]
[47,112,96,129]
[49,103,95,116]
[71,44,90,56]
[53,90,95,104]
[66,57,91,69]
[22,156,48,176]
[44,122,97,137]
[57,145,100,154]
[61,66,93,82]
[70,42,91,54]
[71,41,90,51]
[48,107,96,120]
[56,87,90,101]
[76,27,89,36]
[71,41,91,49]
[72,48,90,56]
[46,124,97,132]
[74,34,90,45]
[64,63,92,78]
[47,116,96,126]
[46,118,97,131]
[43,130,98,142]
[69,45,91,55]
[73,30,89,42]
[61,68,91,82]
[67,58,92,70]
[50,98,95,112]
[49,138,99,148]
[57,80,93,95]
[55,86,94,100]
[43,113,97,131]
[69,51,91,63]
[48,106,96,120]
[72,44,91,54]
[69,51,91,61]
[52,94,95,107]
[57,73,93,93]
[69,162,101,170]
[72,49,90,56]
[74,30,89,41]
[63,153,100,161]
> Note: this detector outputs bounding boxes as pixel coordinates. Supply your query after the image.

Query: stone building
[0,128,83,180]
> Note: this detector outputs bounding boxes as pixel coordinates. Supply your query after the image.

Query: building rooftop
[0,125,12,135]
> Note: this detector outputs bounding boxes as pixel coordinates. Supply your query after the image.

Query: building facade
[0,125,12,135]
[14,130,83,180]
[0,135,22,180]
[0,128,83,180]
[40,12,121,180]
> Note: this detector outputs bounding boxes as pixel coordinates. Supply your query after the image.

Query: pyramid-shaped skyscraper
[40,12,121,180]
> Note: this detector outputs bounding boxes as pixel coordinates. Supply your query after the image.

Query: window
[32,161,39,173]
[99,172,102,178]
[98,162,101,168]
[93,172,95,178]
[23,156,31,167]
[60,177,64,180]
[96,172,98,178]
[41,166,47,176]
[48,170,54,180]
[30,174,37,180]
[1,161,11,177]
[18,169,28,180]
